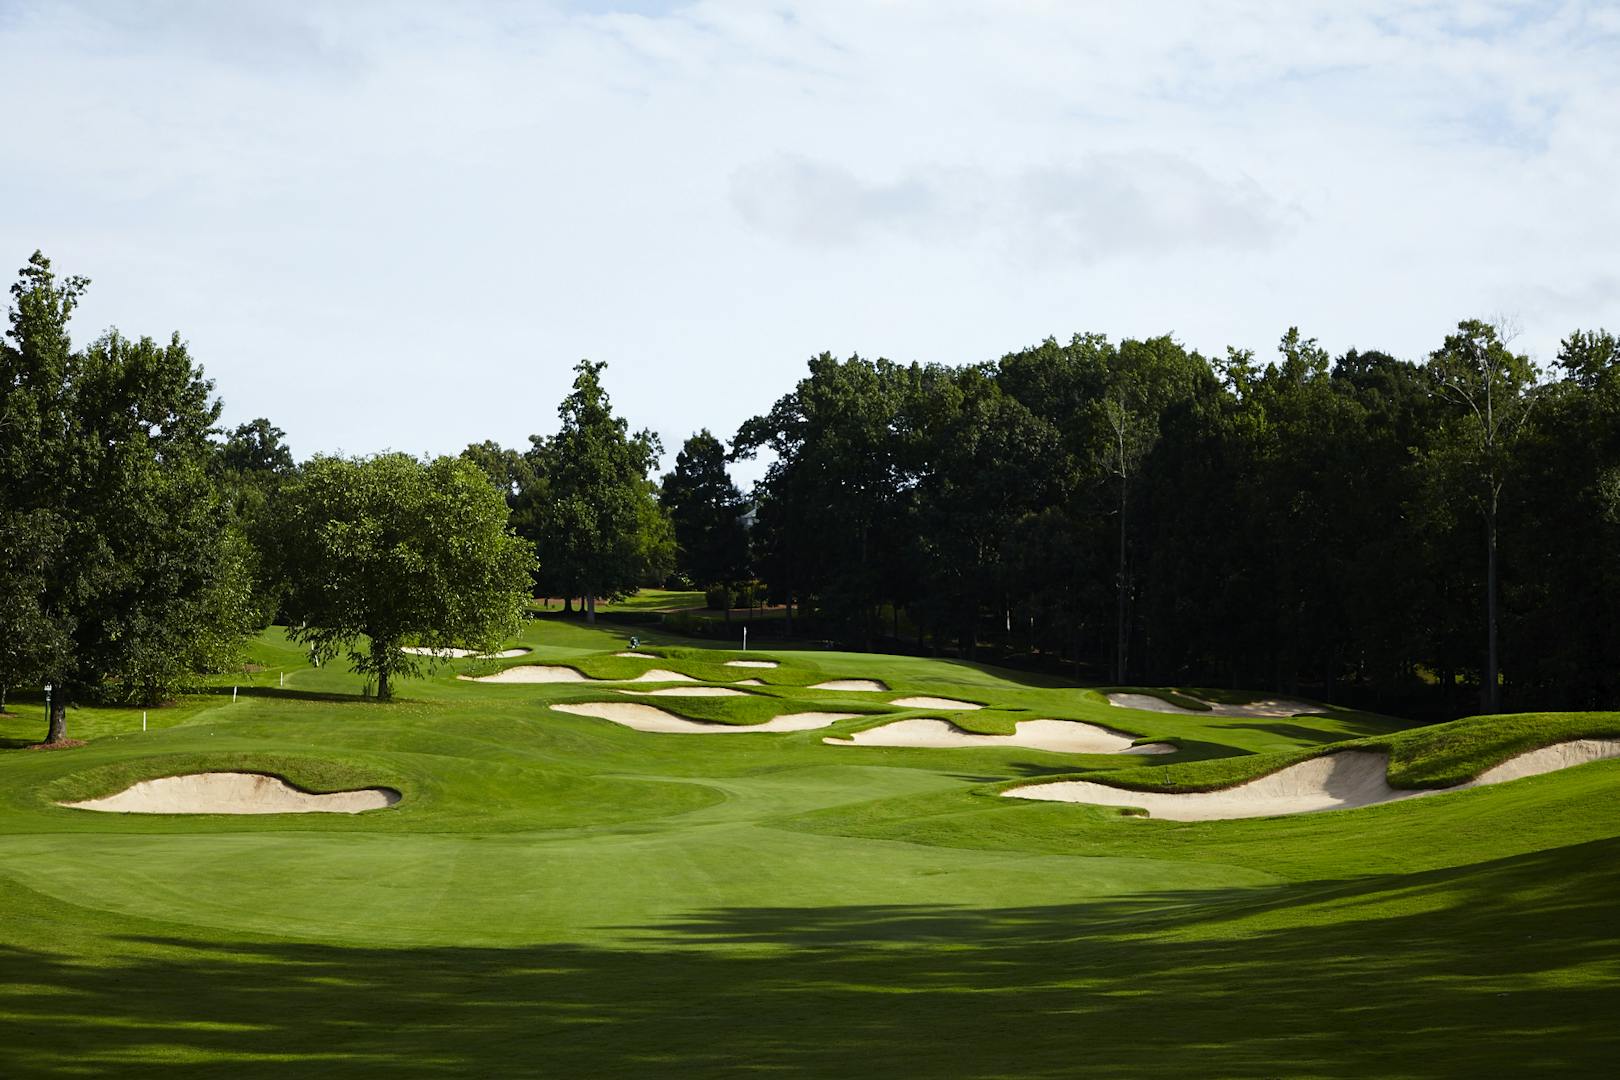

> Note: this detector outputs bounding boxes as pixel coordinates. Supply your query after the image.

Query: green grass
[2,620,1617,1076]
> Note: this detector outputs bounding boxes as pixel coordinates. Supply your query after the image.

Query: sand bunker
[61,772,400,815]
[1003,738,1620,821]
[401,646,529,659]
[733,678,765,686]
[725,660,778,668]
[615,651,656,658]
[810,679,888,692]
[1106,692,1322,718]
[552,702,859,734]
[461,666,697,684]
[891,696,982,711]
[463,665,592,683]
[618,687,747,697]
[827,718,1177,755]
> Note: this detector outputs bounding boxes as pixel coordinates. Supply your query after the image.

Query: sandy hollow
[1002,738,1620,821]
[618,687,747,697]
[809,679,888,692]
[725,660,778,668]
[401,646,530,659]
[733,678,766,686]
[615,651,656,658]
[551,702,859,734]
[826,718,1177,755]
[460,666,697,684]
[1106,692,1322,718]
[60,772,400,815]
[890,696,983,711]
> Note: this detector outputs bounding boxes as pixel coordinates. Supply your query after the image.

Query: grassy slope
[1,618,1616,1077]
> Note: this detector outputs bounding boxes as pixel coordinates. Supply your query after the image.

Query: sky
[3,0,1617,486]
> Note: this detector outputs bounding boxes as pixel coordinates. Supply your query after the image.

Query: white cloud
[1,0,1616,484]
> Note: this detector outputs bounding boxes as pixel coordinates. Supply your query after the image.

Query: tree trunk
[377,667,391,702]
[1115,477,1130,683]
[1484,497,1500,712]
[586,595,597,624]
[785,591,793,637]
[564,596,573,614]
[46,696,67,743]
[0,685,7,714]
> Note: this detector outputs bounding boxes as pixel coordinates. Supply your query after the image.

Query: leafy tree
[659,430,749,590]
[735,353,918,647]
[274,453,534,700]
[461,440,548,594]
[221,418,294,475]
[1428,320,1539,711]
[531,361,666,620]
[0,252,243,741]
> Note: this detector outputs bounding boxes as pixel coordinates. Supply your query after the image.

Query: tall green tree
[659,429,749,589]
[533,361,665,621]
[735,353,918,647]
[274,454,534,700]
[1428,320,1539,711]
[0,252,242,741]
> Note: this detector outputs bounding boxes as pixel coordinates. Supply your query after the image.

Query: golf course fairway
[3,619,1618,1077]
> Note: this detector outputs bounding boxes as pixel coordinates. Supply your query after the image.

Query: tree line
[723,326,1619,717]
[5,250,1618,739]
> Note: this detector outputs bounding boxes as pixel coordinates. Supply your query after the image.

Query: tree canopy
[659,429,749,589]
[1,252,245,741]
[273,453,535,701]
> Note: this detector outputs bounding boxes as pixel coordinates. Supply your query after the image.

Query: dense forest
[5,250,1618,727]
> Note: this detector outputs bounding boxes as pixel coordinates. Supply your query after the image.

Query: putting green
[3,617,1618,1077]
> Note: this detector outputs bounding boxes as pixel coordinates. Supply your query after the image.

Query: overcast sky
[3,0,1617,485]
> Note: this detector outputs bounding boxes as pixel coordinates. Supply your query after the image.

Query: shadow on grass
[4,838,1618,1078]
[1222,720,1384,742]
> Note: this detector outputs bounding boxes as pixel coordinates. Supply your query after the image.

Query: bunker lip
[551,702,858,734]
[60,771,400,815]
[1001,738,1620,820]
[617,687,748,698]
[809,679,888,692]
[1106,692,1323,718]
[725,660,778,668]
[826,717,1172,755]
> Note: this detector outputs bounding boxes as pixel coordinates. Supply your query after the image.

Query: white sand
[631,669,698,683]
[1106,692,1322,718]
[810,679,888,692]
[618,687,747,697]
[733,678,766,686]
[1472,739,1620,784]
[61,772,400,815]
[462,665,594,683]
[615,651,655,658]
[827,718,1176,755]
[551,702,858,734]
[401,646,529,659]
[1003,738,1620,820]
[460,665,697,684]
[725,660,778,668]
[891,696,982,711]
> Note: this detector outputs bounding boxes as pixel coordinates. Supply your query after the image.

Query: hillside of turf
[2,615,1617,1077]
